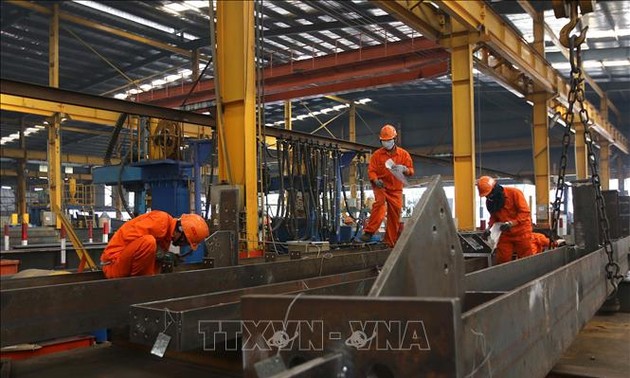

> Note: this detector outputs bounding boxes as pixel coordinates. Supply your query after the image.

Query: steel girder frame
[0,249,389,347]
[240,176,630,377]
[215,0,258,254]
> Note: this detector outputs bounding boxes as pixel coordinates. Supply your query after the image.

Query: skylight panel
[319,15,336,22]
[265,2,291,16]
[369,8,388,16]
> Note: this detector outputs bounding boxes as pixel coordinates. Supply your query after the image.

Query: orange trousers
[364,187,403,247]
[102,235,159,278]
[495,233,533,264]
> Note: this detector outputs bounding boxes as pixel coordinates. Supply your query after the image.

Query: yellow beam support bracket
[217,1,258,254]
[600,141,610,190]
[575,124,588,179]
[451,35,476,231]
[49,4,62,228]
[532,92,550,226]
[531,11,550,227]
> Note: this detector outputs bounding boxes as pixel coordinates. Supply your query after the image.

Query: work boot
[358,232,373,243]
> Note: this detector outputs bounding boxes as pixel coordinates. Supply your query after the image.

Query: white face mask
[381,139,395,150]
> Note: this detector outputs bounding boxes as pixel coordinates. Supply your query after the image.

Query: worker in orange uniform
[100,210,210,278]
[531,232,550,254]
[477,176,533,264]
[359,124,414,247]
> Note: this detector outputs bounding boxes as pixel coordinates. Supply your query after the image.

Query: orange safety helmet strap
[477,176,496,197]
[179,214,210,250]
[379,124,398,140]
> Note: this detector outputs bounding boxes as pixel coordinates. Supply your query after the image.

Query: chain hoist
[552,1,624,298]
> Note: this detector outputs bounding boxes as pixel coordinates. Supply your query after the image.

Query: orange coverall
[531,232,550,254]
[365,146,414,247]
[489,187,533,264]
[101,210,177,278]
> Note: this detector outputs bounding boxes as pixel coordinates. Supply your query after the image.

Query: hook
[559,2,588,48]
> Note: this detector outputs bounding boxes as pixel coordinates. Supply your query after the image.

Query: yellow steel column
[17,121,27,223]
[600,141,610,190]
[48,3,62,228]
[349,104,357,200]
[284,100,292,130]
[450,35,476,230]
[575,124,588,179]
[216,1,258,253]
[531,11,550,227]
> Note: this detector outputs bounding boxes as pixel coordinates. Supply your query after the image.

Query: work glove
[373,179,384,189]
[396,165,409,174]
[499,221,513,231]
[482,229,491,240]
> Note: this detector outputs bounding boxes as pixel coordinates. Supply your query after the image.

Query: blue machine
[93,139,213,263]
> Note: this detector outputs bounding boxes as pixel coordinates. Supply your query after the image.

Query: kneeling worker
[101,210,210,278]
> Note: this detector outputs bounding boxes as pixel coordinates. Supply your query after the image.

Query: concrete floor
[548,312,630,378]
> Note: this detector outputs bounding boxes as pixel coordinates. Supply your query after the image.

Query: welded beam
[450,35,476,231]
[0,249,389,347]
[216,1,258,254]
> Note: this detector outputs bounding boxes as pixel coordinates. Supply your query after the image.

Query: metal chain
[563,35,623,297]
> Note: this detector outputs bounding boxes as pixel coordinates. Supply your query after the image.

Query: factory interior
[0,0,629,377]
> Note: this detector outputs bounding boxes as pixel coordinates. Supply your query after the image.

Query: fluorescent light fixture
[1,186,11,190]
[39,165,48,173]
[74,1,199,40]
[35,125,45,129]
[65,166,74,174]
[114,93,128,99]
[34,187,44,192]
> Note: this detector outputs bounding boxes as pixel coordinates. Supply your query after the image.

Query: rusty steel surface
[241,295,462,378]
[0,249,389,347]
[129,269,377,351]
[241,238,629,378]
[460,236,630,377]
[369,175,465,301]
[240,174,630,378]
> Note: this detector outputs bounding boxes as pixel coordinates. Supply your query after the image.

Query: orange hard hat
[476,176,496,197]
[180,214,210,250]
[379,124,397,140]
